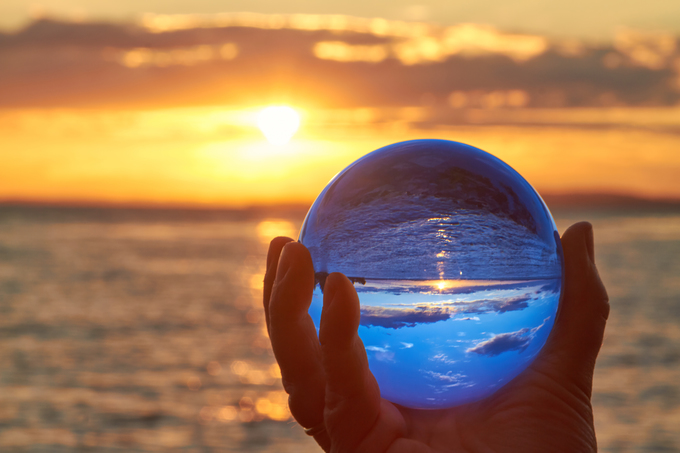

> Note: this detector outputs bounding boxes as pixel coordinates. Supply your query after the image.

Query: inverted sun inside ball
[299,139,563,409]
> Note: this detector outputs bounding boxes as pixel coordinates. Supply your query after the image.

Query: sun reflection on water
[256,220,297,244]
[1,195,679,450]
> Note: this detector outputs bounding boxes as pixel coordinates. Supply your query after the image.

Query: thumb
[534,222,610,395]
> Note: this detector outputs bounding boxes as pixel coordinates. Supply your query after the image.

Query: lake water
[0,205,678,452]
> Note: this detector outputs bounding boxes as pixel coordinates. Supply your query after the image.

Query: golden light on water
[257,106,301,145]
[256,220,297,244]
[0,10,678,452]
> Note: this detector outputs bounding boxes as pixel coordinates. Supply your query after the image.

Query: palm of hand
[264,223,608,453]
[371,364,596,452]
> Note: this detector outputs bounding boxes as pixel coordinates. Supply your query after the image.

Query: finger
[263,236,294,335]
[534,222,609,394]
[268,242,328,441]
[319,273,383,450]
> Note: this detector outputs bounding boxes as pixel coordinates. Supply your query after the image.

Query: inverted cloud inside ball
[299,139,563,409]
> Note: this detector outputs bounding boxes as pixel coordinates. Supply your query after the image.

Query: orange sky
[2,0,680,41]
[2,106,680,206]
[1,14,680,206]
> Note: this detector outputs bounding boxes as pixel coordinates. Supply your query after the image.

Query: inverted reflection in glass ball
[299,139,563,409]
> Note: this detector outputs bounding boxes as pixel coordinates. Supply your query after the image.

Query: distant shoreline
[541,193,680,212]
[1,193,679,223]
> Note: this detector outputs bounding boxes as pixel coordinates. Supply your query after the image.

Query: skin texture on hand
[263,222,609,453]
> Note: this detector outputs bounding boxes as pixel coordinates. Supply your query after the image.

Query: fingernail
[322,274,340,310]
[585,223,595,264]
[267,237,288,270]
[275,243,294,283]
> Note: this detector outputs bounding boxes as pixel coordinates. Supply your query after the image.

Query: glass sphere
[299,139,563,409]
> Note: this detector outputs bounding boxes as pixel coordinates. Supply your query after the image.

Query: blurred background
[0,0,679,451]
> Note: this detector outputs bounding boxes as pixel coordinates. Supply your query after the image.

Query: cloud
[496,297,531,313]
[366,345,395,361]
[466,317,550,357]
[360,306,450,329]
[423,370,472,388]
[366,346,388,352]
[0,17,676,108]
[359,293,536,330]
[446,295,531,315]
[431,353,457,364]
[466,328,533,356]
[537,280,561,294]
[400,342,414,349]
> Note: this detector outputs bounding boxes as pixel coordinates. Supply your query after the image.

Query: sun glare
[257,106,301,145]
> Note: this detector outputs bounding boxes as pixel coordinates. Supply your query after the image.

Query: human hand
[263,222,609,452]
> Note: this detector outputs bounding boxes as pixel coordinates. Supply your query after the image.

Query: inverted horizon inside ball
[299,139,563,409]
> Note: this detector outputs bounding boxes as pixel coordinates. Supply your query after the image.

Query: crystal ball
[299,139,563,409]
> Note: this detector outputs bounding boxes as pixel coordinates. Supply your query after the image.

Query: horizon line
[2,191,680,212]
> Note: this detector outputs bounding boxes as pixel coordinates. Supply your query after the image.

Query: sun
[257,106,301,145]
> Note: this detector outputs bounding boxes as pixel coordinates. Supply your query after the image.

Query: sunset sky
[2,0,680,40]
[1,2,679,207]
